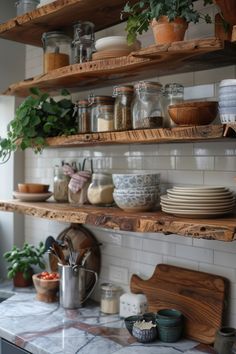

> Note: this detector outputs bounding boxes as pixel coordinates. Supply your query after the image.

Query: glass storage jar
[163,83,184,127]
[42,31,71,73]
[77,99,90,133]
[72,21,95,63]
[132,81,163,129]
[113,85,133,131]
[87,173,114,206]
[90,96,115,132]
[53,165,70,202]
[100,283,122,314]
[16,0,39,15]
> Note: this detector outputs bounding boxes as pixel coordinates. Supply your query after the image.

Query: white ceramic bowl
[95,36,141,52]
[113,191,159,212]
[219,79,236,88]
[219,100,236,108]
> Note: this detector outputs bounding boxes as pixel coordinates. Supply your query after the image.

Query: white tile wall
[23,0,236,327]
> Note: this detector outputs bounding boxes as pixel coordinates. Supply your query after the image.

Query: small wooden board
[130,264,228,344]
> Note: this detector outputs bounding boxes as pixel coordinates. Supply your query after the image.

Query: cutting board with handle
[130,264,228,344]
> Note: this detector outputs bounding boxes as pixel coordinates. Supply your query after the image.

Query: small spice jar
[77,99,90,133]
[132,81,163,129]
[72,21,95,64]
[113,85,133,131]
[87,173,114,206]
[90,96,115,132]
[53,165,70,202]
[163,83,184,127]
[100,283,122,314]
[42,31,71,73]
[214,327,236,354]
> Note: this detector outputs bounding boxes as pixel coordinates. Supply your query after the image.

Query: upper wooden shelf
[5,38,236,97]
[0,0,130,47]
[0,200,236,241]
[45,125,226,148]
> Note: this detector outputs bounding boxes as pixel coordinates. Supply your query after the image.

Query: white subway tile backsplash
[214,251,236,269]
[199,263,236,283]
[158,143,193,156]
[167,170,204,185]
[184,84,214,100]
[176,245,213,263]
[215,157,236,172]
[194,66,235,86]
[142,239,176,256]
[204,171,236,186]
[162,256,199,270]
[109,265,129,284]
[193,142,236,156]
[176,156,214,170]
[142,156,175,170]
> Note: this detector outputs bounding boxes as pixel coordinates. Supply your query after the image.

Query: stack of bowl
[218,79,236,123]
[156,309,183,343]
[112,173,160,212]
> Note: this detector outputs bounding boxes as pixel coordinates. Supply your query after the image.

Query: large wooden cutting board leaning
[130,264,228,344]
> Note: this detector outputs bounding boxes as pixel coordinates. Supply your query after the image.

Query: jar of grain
[53,165,70,202]
[100,283,122,314]
[132,81,163,129]
[87,173,114,206]
[77,100,90,133]
[113,85,133,131]
[90,96,115,132]
[42,31,71,73]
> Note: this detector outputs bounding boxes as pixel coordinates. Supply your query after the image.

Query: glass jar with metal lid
[53,164,70,202]
[42,31,71,73]
[132,81,164,129]
[163,83,184,127]
[100,283,122,314]
[113,85,133,131]
[77,100,90,133]
[87,172,114,206]
[72,21,95,63]
[90,96,115,132]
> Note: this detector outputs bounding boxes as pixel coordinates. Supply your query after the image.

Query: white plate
[95,36,141,52]
[160,203,234,211]
[162,206,234,213]
[166,194,235,201]
[161,207,234,218]
[173,186,228,192]
[13,191,53,202]
[167,189,233,197]
[161,195,235,207]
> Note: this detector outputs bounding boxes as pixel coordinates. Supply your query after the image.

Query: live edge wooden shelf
[4,38,236,97]
[0,200,236,241]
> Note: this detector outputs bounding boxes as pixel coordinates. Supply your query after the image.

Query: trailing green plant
[0,87,77,163]
[122,0,212,44]
[3,242,46,280]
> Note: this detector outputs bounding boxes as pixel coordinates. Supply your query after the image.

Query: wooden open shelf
[0,0,131,47]
[45,125,226,148]
[0,200,236,241]
[5,38,236,97]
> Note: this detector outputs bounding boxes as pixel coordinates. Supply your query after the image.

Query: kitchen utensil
[51,243,66,265]
[64,235,75,265]
[59,263,98,309]
[130,263,228,344]
[45,236,57,251]
[49,225,101,294]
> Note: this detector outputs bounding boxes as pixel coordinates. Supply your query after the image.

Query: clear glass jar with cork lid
[100,283,122,314]
[42,31,71,73]
[90,96,115,132]
[113,85,133,131]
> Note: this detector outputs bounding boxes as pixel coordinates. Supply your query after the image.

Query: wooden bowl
[168,101,218,126]
[32,273,59,303]
[18,183,49,193]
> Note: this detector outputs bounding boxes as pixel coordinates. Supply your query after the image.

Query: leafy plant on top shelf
[0,88,76,164]
[3,242,46,282]
[122,0,212,44]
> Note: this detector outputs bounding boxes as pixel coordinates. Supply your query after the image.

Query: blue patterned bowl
[132,325,157,343]
[124,315,143,335]
[112,173,160,189]
[113,191,159,212]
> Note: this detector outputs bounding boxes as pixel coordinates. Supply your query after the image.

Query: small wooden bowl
[32,273,59,303]
[168,101,218,126]
[18,183,49,193]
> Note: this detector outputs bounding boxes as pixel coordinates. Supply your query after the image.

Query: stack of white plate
[218,79,236,123]
[160,186,235,218]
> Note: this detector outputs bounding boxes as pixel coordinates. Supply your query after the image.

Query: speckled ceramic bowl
[132,325,157,343]
[112,173,160,189]
[113,191,159,212]
[124,315,143,335]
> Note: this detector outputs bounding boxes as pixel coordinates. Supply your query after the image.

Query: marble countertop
[0,284,217,354]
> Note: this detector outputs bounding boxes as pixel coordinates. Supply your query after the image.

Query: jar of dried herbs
[77,99,90,133]
[132,81,163,129]
[113,85,133,131]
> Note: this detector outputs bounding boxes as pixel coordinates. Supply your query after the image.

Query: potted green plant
[3,242,46,287]
[0,88,76,164]
[122,0,212,45]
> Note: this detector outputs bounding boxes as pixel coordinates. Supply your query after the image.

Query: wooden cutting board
[130,264,228,344]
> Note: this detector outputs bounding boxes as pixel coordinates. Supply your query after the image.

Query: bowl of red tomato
[32,271,60,303]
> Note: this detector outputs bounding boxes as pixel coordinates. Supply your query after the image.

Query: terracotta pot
[215,13,232,41]
[13,269,33,287]
[151,16,188,44]
[214,0,236,25]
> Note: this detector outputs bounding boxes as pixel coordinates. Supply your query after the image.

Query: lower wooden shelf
[0,200,236,241]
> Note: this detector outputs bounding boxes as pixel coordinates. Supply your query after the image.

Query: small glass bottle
[163,83,184,128]
[113,85,133,131]
[72,21,95,63]
[100,283,122,314]
[90,96,115,132]
[87,173,114,206]
[42,31,71,73]
[77,100,90,133]
[53,165,70,202]
[132,81,163,129]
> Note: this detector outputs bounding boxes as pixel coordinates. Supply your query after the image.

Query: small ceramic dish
[113,191,159,212]
[18,183,49,193]
[124,315,143,335]
[32,273,59,303]
[132,321,157,343]
[13,191,53,202]
[95,36,141,52]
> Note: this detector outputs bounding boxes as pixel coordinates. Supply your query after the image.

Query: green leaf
[61,88,70,96]
[30,87,41,96]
